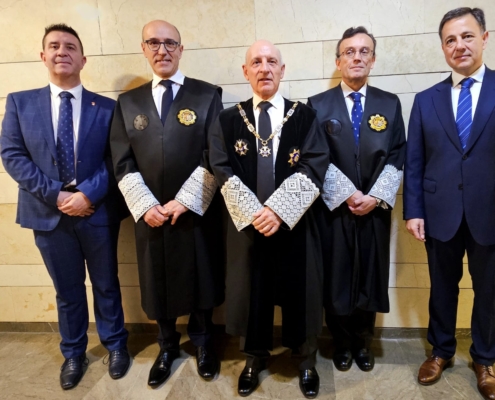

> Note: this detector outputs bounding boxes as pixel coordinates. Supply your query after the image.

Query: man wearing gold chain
[209,40,328,399]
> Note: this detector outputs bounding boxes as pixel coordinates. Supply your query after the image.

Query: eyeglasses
[339,47,374,59]
[144,39,180,52]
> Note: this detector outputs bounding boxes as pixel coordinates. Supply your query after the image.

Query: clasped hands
[346,190,377,216]
[252,206,282,237]
[144,200,188,228]
[57,191,94,217]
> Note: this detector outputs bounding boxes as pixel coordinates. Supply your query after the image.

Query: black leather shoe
[333,348,352,371]
[60,354,87,390]
[108,348,131,379]
[238,366,261,397]
[355,348,375,372]
[148,349,180,387]
[299,367,320,399]
[196,346,219,381]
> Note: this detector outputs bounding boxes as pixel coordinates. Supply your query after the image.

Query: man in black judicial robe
[110,20,224,386]
[307,27,406,373]
[209,40,328,399]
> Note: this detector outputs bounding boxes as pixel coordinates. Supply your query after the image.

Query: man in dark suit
[404,7,495,399]
[1,24,129,390]
[110,20,224,387]
[308,27,406,374]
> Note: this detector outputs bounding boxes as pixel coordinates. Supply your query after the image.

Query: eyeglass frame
[338,47,375,60]
[143,38,181,52]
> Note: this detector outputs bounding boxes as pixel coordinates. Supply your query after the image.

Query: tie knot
[258,101,272,112]
[349,92,362,103]
[160,79,173,89]
[460,77,474,89]
[59,91,73,100]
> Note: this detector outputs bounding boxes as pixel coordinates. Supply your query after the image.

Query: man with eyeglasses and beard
[308,27,405,373]
[110,20,224,387]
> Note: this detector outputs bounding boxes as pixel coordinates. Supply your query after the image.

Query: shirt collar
[252,91,284,111]
[49,82,83,100]
[452,64,485,87]
[152,69,185,88]
[341,81,367,98]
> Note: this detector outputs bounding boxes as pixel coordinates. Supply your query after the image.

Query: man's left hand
[348,195,377,216]
[252,206,282,237]
[162,200,188,225]
[58,192,94,217]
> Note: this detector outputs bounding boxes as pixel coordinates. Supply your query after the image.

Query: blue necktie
[456,77,474,150]
[160,79,174,125]
[349,92,363,147]
[56,91,75,185]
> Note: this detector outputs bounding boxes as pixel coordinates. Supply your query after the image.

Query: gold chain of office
[236,102,299,157]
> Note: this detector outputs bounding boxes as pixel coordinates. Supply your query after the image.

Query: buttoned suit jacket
[404,67,495,246]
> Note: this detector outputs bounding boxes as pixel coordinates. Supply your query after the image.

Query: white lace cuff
[265,172,320,230]
[118,172,160,222]
[368,164,402,208]
[322,164,357,211]
[175,167,218,216]
[221,175,263,231]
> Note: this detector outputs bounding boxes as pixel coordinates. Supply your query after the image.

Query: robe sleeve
[110,99,159,222]
[367,97,406,209]
[208,115,263,231]
[265,117,328,229]
[321,163,358,211]
[175,89,223,215]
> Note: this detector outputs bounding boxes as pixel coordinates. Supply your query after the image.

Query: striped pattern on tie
[456,77,474,150]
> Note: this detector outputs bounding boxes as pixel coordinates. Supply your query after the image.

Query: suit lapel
[465,67,495,152]
[432,77,463,153]
[37,86,58,159]
[77,88,98,154]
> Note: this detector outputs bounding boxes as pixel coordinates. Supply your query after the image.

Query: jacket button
[53,161,57,165]
[458,184,463,190]
[462,155,468,160]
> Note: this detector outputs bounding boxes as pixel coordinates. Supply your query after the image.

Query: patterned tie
[56,91,75,185]
[349,92,363,147]
[256,101,274,204]
[160,79,174,125]
[456,77,475,150]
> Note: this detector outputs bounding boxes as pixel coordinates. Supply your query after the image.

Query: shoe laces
[103,349,127,365]
[482,365,495,377]
[61,356,88,370]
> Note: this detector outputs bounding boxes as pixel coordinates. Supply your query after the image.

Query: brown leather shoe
[417,355,452,385]
[473,362,495,400]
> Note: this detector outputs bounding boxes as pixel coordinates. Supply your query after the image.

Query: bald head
[142,20,181,44]
[243,40,285,100]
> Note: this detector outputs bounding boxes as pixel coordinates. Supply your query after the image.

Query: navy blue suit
[404,67,495,365]
[1,86,128,358]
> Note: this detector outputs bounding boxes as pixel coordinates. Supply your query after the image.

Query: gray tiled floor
[0,332,483,399]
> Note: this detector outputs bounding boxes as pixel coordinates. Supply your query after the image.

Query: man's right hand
[406,218,426,242]
[346,190,363,206]
[57,191,72,207]
[143,205,169,228]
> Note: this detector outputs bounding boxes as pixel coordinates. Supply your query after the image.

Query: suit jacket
[404,66,495,246]
[1,85,127,231]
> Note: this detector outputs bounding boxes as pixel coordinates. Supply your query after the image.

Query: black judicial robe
[209,98,328,351]
[308,85,406,315]
[110,78,224,320]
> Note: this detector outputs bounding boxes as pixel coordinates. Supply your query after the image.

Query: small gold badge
[134,114,149,130]
[288,148,300,167]
[234,139,249,156]
[177,109,197,126]
[368,114,388,132]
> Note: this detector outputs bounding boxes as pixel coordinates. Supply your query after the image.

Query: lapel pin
[91,102,96,106]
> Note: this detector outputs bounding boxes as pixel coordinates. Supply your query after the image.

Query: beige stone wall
[0,0,492,328]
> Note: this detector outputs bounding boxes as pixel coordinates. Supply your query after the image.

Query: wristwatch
[375,197,383,208]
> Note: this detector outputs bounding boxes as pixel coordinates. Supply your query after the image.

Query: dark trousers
[326,308,376,351]
[157,309,214,351]
[34,215,128,359]
[242,336,318,370]
[425,217,495,365]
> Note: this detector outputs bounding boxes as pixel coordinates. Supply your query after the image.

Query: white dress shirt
[50,82,83,185]
[451,63,485,119]
[341,81,367,120]
[151,70,185,117]
[252,91,285,166]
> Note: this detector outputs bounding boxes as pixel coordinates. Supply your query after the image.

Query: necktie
[160,79,174,125]
[456,77,475,150]
[56,91,75,185]
[256,101,274,204]
[349,92,363,147]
